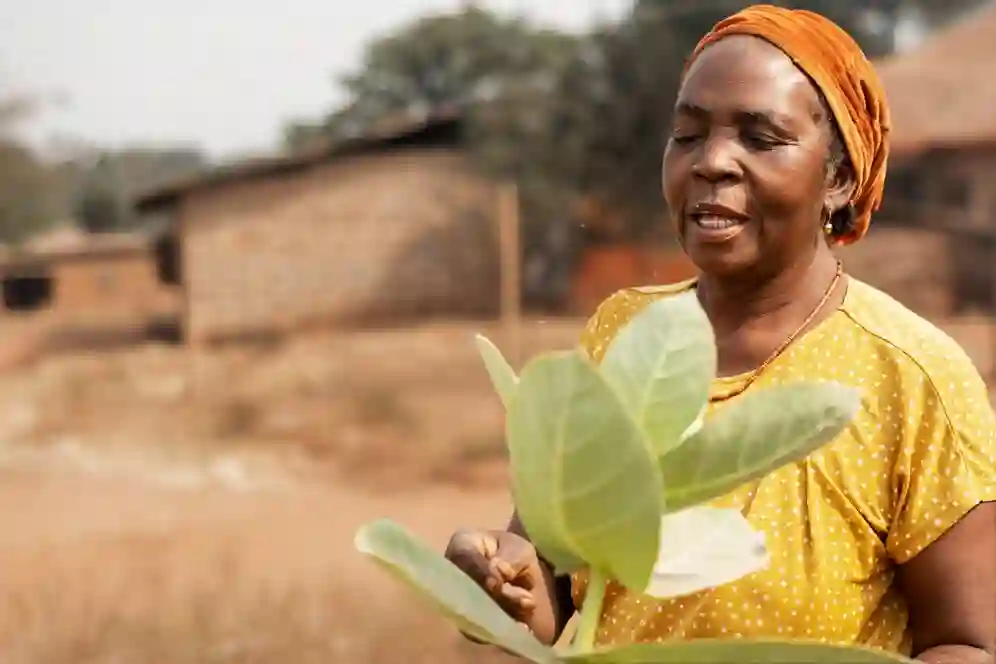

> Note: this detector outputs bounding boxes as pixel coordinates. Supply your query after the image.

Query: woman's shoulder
[835,280,996,566]
[843,279,976,367]
[579,279,698,362]
[839,279,987,403]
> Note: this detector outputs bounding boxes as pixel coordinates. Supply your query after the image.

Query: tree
[906,0,992,31]
[0,97,37,133]
[74,156,130,233]
[326,7,579,138]
[0,141,59,243]
[282,119,329,153]
[0,94,61,244]
[74,147,206,234]
[0,76,208,242]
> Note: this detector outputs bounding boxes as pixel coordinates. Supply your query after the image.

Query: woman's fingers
[445,529,502,591]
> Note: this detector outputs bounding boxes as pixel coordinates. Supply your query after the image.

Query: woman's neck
[696,250,843,346]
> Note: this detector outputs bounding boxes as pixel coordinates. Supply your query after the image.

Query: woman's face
[662,35,843,279]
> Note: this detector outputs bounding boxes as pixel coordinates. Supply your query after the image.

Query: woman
[444,5,995,663]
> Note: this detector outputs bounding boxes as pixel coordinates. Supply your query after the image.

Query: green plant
[354,292,915,664]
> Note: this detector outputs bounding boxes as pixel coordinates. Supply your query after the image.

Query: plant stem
[573,568,606,653]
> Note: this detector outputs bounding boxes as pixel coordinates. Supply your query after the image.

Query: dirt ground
[0,314,992,663]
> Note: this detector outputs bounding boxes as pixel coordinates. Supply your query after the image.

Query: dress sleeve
[886,354,996,564]
[578,291,622,363]
[578,289,650,363]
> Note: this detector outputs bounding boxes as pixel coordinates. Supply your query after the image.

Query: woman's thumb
[491,533,538,584]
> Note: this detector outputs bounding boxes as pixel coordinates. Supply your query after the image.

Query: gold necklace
[709,260,843,403]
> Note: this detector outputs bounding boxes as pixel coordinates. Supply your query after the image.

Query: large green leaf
[599,292,716,457]
[645,507,768,599]
[563,640,915,664]
[475,333,518,410]
[508,350,663,591]
[659,383,861,512]
[353,519,555,664]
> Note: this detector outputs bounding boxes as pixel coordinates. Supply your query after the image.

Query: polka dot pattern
[570,278,996,656]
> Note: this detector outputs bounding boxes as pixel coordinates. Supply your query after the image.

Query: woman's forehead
[678,35,824,122]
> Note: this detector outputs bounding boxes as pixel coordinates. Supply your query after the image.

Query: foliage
[0,95,65,244]
[0,140,61,244]
[74,158,131,233]
[74,148,207,234]
[327,8,578,137]
[353,293,910,663]
[0,91,208,242]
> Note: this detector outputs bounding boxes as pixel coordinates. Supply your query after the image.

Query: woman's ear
[826,160,856,217]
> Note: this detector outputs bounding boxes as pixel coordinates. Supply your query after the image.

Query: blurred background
[0,0,993,661]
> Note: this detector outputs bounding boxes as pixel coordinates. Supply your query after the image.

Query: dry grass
[3,555,513,664]
[0,469,515,664]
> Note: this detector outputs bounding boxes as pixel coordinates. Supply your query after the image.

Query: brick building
[871,3,996,316]
[0,227,179,325]
[0,227,180,369]
[136,110,502,345]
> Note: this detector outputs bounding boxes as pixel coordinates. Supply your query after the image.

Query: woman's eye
[671,134,700,145]
[743,132,780,149]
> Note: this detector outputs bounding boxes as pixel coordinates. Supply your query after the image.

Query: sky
[0,0,631,161]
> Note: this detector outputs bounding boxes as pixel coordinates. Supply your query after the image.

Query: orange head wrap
[685,4,890,245]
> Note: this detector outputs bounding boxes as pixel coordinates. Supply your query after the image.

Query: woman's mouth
[693,214,742,230]
[687,214,747,242]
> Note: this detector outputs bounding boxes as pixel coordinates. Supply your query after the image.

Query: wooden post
[498,182,522,367]
[990,231,996,384]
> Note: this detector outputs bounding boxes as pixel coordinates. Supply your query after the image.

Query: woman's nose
[691,135,743,182]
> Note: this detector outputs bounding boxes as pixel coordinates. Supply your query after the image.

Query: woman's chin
[684,241,757,279]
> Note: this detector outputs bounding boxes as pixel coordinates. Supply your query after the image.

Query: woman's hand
[444,528,560,645]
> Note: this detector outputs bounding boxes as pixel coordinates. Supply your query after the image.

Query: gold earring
[822,207,833,236]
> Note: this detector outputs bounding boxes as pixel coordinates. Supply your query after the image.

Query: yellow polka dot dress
[571,277,996,655]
